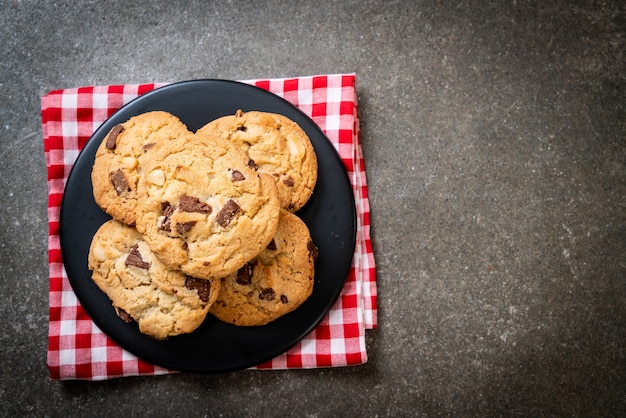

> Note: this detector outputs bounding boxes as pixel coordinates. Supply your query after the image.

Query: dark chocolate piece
[105,124,124,150]
[116,307,135,323]
[185,276,211,303]
[215,199,240,227]
[307,240,319,260]
[176,220,197,235]
[158,201,174,231]
[125,244,150,269]
[235,262,254,285]
[258,288,276,301]
[283,176,295,187]
[231,170,245,182]
[178,195,212,214]
[110,169,130,195]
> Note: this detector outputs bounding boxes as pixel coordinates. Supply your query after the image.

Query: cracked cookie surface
[135,132,281,280]
[91,111,191,225]
[197,110,318,212]
[209,210,317,326]
[88,219,219,340]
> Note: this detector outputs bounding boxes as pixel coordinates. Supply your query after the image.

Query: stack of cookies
[88,110,318,340]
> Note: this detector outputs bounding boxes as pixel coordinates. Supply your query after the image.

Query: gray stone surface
[1,0,625,416]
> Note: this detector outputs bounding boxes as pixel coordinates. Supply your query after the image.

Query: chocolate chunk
[178,195,212,214]
[116,307,135,323]
[105,124,124,150]
[280,294,289,304]
[258,288,276,301]
[162,202,175,216]
[125,244,150,269]
[266,239,277,251]
[110,169,131,196]
[247,159,258,170]
[142,142,156,152]
[185,276,211,303]
[215,199,240,227]
[283,176,295,187]
[158,201,174,231]
[307,240,319,260]
[236,125,247,132]
[176,220,197,235]
[235,262,254,285]
[231,170,245,182]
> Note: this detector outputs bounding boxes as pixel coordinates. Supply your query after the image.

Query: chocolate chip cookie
[209,210,318,326]
[91,111,191,225]
[88,219,219,340]
[197,110,318,212]
[135,132,281,280]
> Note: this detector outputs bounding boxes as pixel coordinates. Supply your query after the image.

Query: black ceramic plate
[60,79,356,373]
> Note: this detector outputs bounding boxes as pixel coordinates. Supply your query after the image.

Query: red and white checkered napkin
[42,74,377,380]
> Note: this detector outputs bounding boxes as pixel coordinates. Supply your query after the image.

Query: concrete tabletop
[1,1,624,416]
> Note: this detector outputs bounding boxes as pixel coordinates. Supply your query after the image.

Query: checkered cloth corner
[43,74,377,380]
